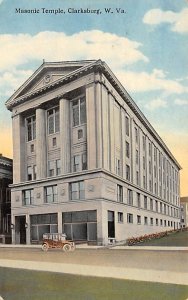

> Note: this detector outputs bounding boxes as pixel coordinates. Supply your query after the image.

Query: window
[125,141,130,158]
[31,144,34,153]
[45,185,58,203]
[47,107,59,134]
[143,156,146,169]
[155,200,158,212]
[56,159,61,175]
[78,129,83,139]
[127,213,133,224]
[118,212,123,223]
[125,116,129,136]
[137,215,141,224]
[26,116,36,142]
[23,189,33,205]
[70,181,85,200]
[126,164,130,181]
[117,185,123,203]
[128,189,133,206]
[144,216,148,225]
[48,159,61,176]
[27,166,32,181]
[160,219,163,226]
[136,171,139,185]
[143,135,146,150]
[52,137,57,147]
[135,127,138,143]
[48,161,55,177]
[156,218,159,226]
[144,196,147,209]
[73,153,87,172]
[27,165,36,181]
[116,159,120,175]
[136,150,139,164]
[143,175,146,189]
[33,165,37,180]
[160,202,163,213]
[149,143,151,156]
[72,96,86,126]
[150,199,153,211]
[137,193,141,208]
[150,218,153,226]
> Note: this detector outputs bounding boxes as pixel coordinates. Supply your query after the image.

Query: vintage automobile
[41,233,76,252]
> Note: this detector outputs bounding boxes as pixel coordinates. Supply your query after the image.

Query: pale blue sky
[0,0,188,193]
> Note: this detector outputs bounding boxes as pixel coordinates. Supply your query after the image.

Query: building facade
[180,197,188,228]
[0,154,12,242]
[6,60,181,245]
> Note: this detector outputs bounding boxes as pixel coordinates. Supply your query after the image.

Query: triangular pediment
[6,60,97,107]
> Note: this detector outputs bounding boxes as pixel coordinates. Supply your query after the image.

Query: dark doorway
[108,211,115,238]
[15,216,26,244]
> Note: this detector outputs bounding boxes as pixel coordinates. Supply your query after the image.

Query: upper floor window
[23,189,33,205]
[137,193,141,208]
[48,159,61,177]
[73,153,87,172]
[26,116,36,141]
[125,116,129,136]
[135,127,138,143]
[70,181,85,200]
[126,141,130,158]
[47,107,59,134]
[127,213,133,224]
[27,165,36,181]
[116,159,121,175]
[128,189,133,206]
[126,164,130,181]
[117,185,123,203]
[144,196,147,209]
[45,185,58,203]
[72,96,86,127]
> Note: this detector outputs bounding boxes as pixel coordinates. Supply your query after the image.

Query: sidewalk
[0,258,187,285]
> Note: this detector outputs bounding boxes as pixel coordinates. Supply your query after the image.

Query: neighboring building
[180,197,188,228]
[5,60,181,245]
[0,154,12,242]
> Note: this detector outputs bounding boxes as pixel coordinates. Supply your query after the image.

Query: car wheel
[63,243,71,252]
[42,243,49,251]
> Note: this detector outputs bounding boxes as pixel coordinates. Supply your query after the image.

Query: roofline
[5,59,181,169]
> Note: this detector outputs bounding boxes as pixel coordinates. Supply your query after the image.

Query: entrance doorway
[108,211,115,238]
[15,216,26,244]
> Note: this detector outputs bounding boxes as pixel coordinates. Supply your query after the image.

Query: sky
[0,0,187,195]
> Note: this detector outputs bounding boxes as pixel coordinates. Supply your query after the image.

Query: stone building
[0,154,12,243]
[180,197,188,228]
[5,60,181,245]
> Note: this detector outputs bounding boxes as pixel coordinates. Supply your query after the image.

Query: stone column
[12,114,25,183]
[36,108,47,179]
[86,84,97,170]
[60,98,71,174]
[26,213,30,244]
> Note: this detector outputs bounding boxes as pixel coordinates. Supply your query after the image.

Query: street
[0,247,187,273]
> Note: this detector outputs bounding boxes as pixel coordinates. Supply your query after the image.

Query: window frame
[70,181,85,201]
[23,189,34,206]
[47,106,60,135]
[72,96,86,127]
[26,115,36,142]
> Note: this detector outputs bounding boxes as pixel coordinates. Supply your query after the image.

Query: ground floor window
[30,213,58,243]
[62,210,97,242]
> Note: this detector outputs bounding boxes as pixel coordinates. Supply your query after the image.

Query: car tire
[63,243,71,252]
[42,243,49,251]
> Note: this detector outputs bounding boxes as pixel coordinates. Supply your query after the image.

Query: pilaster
[36,108,47,179]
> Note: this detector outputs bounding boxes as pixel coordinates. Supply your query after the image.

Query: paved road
[0,247,187,273]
